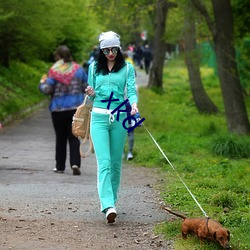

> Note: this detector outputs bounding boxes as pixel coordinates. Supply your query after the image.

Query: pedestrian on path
[123,51,139,161]
[39,45,88,175]
[143,44,153,75]
[85,31,139,223]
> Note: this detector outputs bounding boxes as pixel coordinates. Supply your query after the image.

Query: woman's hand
[85,86,96,97]
[131,103,138,116]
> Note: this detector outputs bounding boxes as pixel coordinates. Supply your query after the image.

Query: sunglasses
[102,47,119,55]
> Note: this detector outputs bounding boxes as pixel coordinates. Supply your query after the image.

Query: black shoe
[72,165,81,175]
[53,168,64,173]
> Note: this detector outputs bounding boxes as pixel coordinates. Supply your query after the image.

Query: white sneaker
[127,152,133,160]
[105,207,117,223]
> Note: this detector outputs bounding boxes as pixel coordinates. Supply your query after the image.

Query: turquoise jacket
[87,62,138,110]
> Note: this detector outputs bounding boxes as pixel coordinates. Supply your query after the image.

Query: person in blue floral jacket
[39,45,88,175]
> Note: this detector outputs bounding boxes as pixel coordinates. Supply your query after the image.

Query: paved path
[0,71,173,249]
[0,106,164,224]
[135,68,149,88]
[0,68,152,222]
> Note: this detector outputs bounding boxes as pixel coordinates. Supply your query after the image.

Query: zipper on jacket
[108,72,111,95]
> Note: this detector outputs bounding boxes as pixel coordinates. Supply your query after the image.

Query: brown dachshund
[162,207,231,249]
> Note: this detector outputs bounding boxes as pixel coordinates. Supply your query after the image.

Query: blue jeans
[90,111,127,212]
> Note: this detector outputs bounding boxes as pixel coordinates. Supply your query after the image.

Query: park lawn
[127,58,250,250]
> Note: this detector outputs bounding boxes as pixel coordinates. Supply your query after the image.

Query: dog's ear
[227,230,230,240]
[213,231,217,240]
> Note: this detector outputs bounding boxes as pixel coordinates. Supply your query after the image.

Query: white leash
[143,123,209,218]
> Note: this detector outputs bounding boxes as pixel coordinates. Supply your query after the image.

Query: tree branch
[190,0,216,37]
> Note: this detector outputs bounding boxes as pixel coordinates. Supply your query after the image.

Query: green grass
[126,58,250,250]
[0,60,50,123]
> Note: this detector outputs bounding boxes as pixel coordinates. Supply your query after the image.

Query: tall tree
[184,1,218,114]
[191,0,250,134]
[148,0,176,89]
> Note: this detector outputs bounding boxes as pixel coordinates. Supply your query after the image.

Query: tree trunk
[191,0,250,134]
[212,0,250,134]
[147,0,169,89]
[184,4,218,114]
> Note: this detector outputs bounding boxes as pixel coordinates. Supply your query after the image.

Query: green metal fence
[198,40,250,95]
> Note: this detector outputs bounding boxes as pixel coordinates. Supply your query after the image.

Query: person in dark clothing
[39,45,88,175]
[88,46,99,66]
[134,45,144,69]
[143,44,152,74]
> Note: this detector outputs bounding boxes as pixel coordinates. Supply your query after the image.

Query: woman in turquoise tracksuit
[86,31,138,223]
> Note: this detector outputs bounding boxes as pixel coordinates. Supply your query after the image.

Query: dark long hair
[54,45,73,63]
[95,48,126,75]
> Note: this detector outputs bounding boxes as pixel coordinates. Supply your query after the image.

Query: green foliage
[210,135,250,159]
[0,60,49,122]
[0,0,100,66]
[165,0,213,45]
[165,2,184,44]
[92,0,156,45]
[236,37,250,95]
[232,0,250,39]
[127,58,250,249]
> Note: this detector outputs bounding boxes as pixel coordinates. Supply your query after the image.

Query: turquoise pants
[90,112,127,212]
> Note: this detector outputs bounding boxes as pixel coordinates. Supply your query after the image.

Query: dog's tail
[162,206,187,220]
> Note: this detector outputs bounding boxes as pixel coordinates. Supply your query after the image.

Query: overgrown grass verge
[0,60,50,124]
[126,59,250,250]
